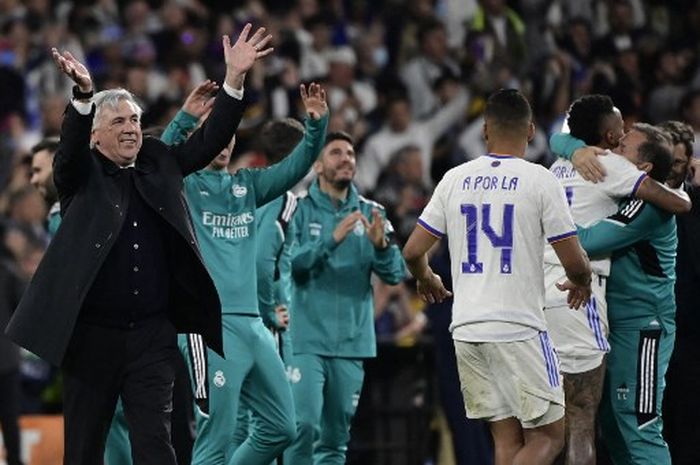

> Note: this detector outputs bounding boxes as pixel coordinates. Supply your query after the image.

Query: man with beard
[29,138,61,236]
[283,132,406,465]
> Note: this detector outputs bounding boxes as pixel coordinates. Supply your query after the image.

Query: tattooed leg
[563,360,606,465]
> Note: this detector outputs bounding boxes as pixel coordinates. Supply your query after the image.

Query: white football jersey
[419,154,576,342]
[543,151,647,277]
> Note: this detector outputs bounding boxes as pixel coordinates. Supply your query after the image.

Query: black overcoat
[6,90,244,366]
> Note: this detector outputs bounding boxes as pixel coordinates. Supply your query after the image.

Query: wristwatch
[72,85,94,101]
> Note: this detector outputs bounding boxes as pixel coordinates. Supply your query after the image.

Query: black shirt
[81,168,170,328]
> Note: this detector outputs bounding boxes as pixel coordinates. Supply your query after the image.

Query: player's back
[545,151,646,276]
[420,154,576,342]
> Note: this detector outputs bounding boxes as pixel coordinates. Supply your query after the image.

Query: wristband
[72,85,94,101]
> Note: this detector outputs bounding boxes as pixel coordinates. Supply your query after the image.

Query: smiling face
[617,128,647,163]
[315,139,356,189]
[91,99,143,166]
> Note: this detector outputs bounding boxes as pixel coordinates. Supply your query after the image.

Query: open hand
[51,48,92,92]
[300,82,328,120]
[333,211,363,244]
[362,208,387,249]
[556,279,591,310]
[182,80,219,118]
[416,272,452,304]
[223,23,273,88]
[572,146,607,183]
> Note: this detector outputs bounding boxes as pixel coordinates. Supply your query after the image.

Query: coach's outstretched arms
[551,237,592,310]
[50,49,96,197]
[403,227,452,304]
[172,24,273,175]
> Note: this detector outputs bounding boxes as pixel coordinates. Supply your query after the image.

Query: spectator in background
[373,145,429,246]
[6,186,48,246]
[593,0,646,60]
[298,13,334,81]
[358,87,468,193]
[659,120,700,465]
[400,17,461,120]
[324,45,376,143]
[679,90,700,156]
[465,0,527,91]
[646,48,690,125]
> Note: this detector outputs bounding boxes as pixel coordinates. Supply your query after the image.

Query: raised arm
[578,199,669,257]
[549,132,607,182]
[252,83,329,207]
[160,80,219,146]
[50,49,95,197]
[424,87,469,142]
[635,177,692,214]
[170,24,273,175]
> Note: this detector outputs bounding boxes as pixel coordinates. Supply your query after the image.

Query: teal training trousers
[600,323,675,465]
[179,315,296,465]
[284,354,365,465]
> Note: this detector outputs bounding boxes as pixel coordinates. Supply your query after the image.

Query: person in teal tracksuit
[231,118,306,457]
[105,83,328,465]
[283,131,406,465]
[575,141,678,465]
[173,83,328,465]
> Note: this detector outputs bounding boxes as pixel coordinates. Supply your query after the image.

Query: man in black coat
[5,23,273,465]
[0,233,24,465]
[659,121,700,465]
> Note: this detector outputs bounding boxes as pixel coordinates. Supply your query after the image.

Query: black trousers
[61,317,178,465]
[0,368,23,465]
[663,338,700,465]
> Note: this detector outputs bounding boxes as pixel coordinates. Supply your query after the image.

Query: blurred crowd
[2,0,700,462]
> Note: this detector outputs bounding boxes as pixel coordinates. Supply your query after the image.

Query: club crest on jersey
[309,222,322,237]
[232,184,247,198]
[353,219,365,236]
[287,366,302,384]
[213,370,226,387]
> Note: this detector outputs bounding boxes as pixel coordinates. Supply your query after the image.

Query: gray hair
[92,88,143,131]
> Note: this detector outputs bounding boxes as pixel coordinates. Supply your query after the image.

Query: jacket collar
[95,148,155,176]
[309,179,359,211]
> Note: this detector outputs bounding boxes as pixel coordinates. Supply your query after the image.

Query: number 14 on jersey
[460,203,514,275]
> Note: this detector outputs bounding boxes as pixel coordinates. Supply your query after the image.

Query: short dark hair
[638,142,673,182]
[484,89,532,135]
[657,120,694,158]
[632,122,672,147]
[567,94,615,146]
[259,118,305,164]
[31,137,60,157]
[323,131,354,148]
